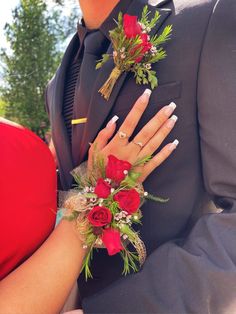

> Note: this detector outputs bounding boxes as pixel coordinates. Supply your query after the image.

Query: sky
[0,0,19,50]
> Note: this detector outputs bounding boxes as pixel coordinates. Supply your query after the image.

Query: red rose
[106,155,131,183]
[88,206,112,227]
[114,189,140,214]
[133,34,152,63]
[102,228,123,256]
[123,14,142,38]
[95,178,111,198]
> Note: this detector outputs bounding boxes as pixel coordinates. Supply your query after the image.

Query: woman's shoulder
[0,118,53,159]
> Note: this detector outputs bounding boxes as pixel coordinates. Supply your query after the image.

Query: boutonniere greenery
[96,5,172,100]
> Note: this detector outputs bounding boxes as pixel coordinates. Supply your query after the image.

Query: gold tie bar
[71,118,87,125]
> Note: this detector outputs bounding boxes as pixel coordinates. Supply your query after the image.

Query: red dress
[0,120,57,280]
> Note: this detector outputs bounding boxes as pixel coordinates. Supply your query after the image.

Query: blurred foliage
[0,98,7,116]
[0,0,79,135]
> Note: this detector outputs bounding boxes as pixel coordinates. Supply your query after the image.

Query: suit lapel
[77,0,172,165]
[51,34,79,189]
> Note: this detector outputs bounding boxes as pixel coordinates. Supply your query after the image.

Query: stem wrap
[99,66,122,100]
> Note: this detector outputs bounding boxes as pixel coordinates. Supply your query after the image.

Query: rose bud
[88,206,112,227]
[93,227,103,236]
[106,155,131,183]
[101,228,124,256]
[95,178,111,199]
[123,14,142,38]
[114,189,140,214]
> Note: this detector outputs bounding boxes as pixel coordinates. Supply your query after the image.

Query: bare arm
[49,138,58,166]
[0,220,85,314]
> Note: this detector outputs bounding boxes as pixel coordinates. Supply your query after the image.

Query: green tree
[0,98,7,116]
[0,0,67,135]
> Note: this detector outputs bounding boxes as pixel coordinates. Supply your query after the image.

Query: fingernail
[140,89,152,102]
[106,115,119,128]
[164,102,177,116]
[166,115,178,128]
[144,89,152,96]
[168,139,179,151]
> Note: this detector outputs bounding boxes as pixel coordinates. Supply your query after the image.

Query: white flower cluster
[113,47,126,60]
[150,46,157,56]
[139,22,151,33]
[114,210,134,230]
[145,63,152,70]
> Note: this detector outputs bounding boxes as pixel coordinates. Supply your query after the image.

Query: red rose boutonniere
[96,5,172,100]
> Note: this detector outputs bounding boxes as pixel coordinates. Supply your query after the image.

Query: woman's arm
[0,220,85,314]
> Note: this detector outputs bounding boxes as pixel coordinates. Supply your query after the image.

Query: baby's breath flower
[104,178,112,184]
[90,197,97,203]
[95,238,103,246]
[84,187,90,193]
[122,234,128,240]
[150,46,157,54]
[145,63,152,70]
[139,22,146,30]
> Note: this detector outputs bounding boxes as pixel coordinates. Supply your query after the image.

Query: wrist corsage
[60,154,167,280]
[96,5,172,100]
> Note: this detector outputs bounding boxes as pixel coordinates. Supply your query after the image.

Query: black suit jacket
[45,0,236,312]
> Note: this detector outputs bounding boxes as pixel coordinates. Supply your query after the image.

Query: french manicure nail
[106,115,119,128]
[140,88,152,101]
[144,88,152,96]
[164,102,177,116]
[166,115,178,128]
[169,102,177,110]
[168,139,179,151]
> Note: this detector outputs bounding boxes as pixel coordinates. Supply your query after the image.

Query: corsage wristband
[59,154,168,280]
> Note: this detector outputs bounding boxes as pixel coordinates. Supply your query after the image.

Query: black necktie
[71,30,109,166]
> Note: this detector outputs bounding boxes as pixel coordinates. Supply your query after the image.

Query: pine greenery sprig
[82,245,94,280]
[120,248,139,275]
[145,193,169,203]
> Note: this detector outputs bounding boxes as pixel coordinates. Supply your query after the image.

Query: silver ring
[119,131,128,139]
[132,140,143,149]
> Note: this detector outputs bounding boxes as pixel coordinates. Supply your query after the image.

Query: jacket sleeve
[82,1,236,313]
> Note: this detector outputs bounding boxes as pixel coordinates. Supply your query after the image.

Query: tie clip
[71,117,87,125]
